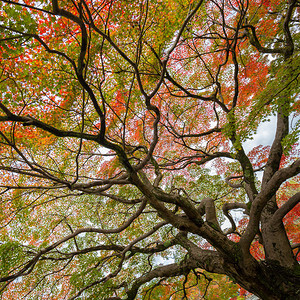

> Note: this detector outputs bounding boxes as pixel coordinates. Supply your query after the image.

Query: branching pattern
[0,0,299,299]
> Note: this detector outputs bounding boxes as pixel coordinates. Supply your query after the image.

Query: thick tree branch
[240,159,300,250]
[197,197,221,231]
[244,24,285,54]
[222,202,248,234]
[271,192,300,226]
[262,111,289,187]
[125,237,225,300]
[0,113,97,141]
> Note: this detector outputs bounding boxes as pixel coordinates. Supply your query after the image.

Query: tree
[0,0,299,299]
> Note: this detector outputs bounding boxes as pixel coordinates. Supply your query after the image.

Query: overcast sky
[242,116,277,154]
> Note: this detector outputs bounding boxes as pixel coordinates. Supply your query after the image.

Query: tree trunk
[223,254,300,299]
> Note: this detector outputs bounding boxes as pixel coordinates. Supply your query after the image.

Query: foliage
[0,0,299,299]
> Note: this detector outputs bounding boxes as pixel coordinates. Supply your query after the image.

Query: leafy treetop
[0,0,299,299]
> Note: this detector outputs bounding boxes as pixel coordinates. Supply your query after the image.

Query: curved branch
[125,238,225,300]
[165,72,228,112]
[0,103,134,175]
[291,243,300,250]
[0,199,147,283]
[124,261,192,299]
[160,152,233,170]
[262,111,289,188]
[271,192,300,226]
[222,202,248,234]
[0,25,76,68]
[0,0,56,15]
[240,159,300,250]
[0,107,97,141]
[243,24,285,54]
[197,197,221,231]
[51,0,87,72]
[225,175,243,188]
[56,235,176,259]
[69,220,168,300]
[116,233,226,299]
[226,167,265,202]
[97,192,144,205]
[244,0,297,58]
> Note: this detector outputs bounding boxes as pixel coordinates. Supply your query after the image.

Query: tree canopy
[0,0,299,299]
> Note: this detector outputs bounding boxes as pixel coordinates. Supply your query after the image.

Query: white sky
[242,116,277,153]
